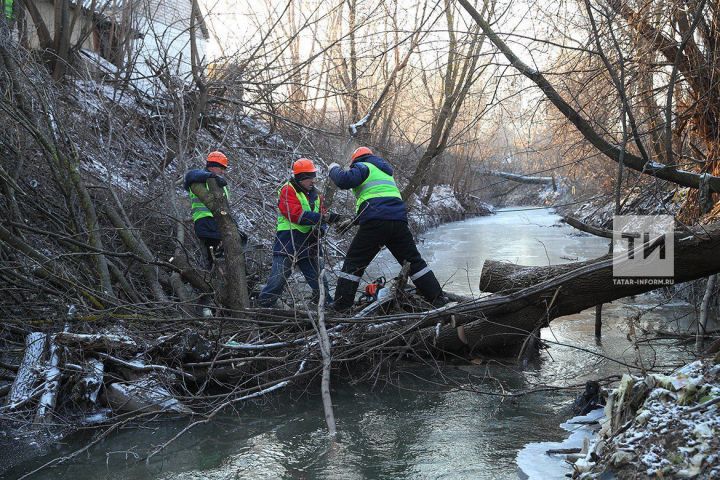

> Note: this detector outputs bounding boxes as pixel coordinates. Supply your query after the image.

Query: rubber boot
[412,271,445,306]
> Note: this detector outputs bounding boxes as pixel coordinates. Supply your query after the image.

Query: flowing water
[13,207,702,480]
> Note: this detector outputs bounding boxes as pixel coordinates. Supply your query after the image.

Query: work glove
[334,217,356,232]
[323,212,342,224]
[327,162,341,172]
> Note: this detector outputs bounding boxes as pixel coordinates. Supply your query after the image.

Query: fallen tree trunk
[424,225,720,354]
[34,333,62,425]
[53,332,139,353]
[561,216,614,238]
[484,170,556,188]
[7,333,46,410]
[104,375,192,414]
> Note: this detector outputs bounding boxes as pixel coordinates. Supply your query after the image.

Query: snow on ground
[517,408,605,479]
[409,184,493,231]
[73,79,152,114]
[520,359,720,479]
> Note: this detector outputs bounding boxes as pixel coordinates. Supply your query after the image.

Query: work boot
[332,277,359,312]
[326,302,351,316]
[412,270,444,305]
[431,294,450,308]
[309,290,320,305]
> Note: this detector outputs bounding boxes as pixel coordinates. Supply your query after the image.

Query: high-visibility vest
[188,183,229,222]
[276,182,319,234]
[3,0,12,20]
[351,162,402,212]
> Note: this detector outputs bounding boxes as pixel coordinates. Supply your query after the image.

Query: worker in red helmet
[327,147,447,312]
[257,158,342,307]
[184,150,245,267]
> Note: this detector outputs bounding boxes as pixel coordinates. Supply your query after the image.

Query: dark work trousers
[333,220,443,310]
[200,237,223,268]
[200,232,248,268]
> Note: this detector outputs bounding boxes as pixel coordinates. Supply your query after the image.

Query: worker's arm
[183,169,227,190]
[328,162,369,189]
[278,185,322,226]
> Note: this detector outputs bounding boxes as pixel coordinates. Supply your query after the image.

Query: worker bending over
[257,158,340,307]
[328,147,446,312]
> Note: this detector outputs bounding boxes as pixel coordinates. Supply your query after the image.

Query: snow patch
[517,408,604,479]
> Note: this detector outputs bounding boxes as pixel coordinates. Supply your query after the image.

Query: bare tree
[401,0,493,201]
[458,0,720,198]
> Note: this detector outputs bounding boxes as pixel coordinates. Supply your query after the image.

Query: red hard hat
[292,158,317,175]
[207,151,228,168]
[351,146,373,162]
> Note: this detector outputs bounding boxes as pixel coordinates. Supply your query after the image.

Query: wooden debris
[7,332,46,410]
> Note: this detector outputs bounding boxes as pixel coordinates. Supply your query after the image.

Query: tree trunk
[63,155,115,298]
[34,332,62,425]
[52,0,71,80]
[103,203,168,303]
[19,0,51,49]
[190,179,250,309]
[424,225,720,354]
[482,170,556,185]
[7,332,46,409]
[697,275,717,351]
[457,0,720,194]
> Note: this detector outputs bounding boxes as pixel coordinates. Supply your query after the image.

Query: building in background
[2,0,208,86]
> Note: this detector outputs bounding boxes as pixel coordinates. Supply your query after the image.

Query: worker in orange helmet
[327,146,447,312]
[257,158,342,307]
[184,151,245,267]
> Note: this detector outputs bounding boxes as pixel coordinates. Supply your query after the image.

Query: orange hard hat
[292,158,317,175]
[351,146,373,162]
[207,151,228,168]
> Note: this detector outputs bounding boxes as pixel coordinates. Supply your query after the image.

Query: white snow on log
[348,111,372,135]
[80,358,104,404]
[105,376,192,414]
[7,333,46,410]
[34,334,63,423]
[484,170,554,184]
[54,332,138,351]
[643,161,667,170]
[83,408,112,424]
[97,353,193,380]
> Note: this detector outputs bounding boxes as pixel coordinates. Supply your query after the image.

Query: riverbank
[0,208,608,478]
[543,358,720,479]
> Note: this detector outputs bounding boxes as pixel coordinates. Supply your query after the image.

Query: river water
[15,207,700,480]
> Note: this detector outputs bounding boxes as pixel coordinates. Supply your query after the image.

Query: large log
[7,333,46,410]
[104,375,192,414]
[424,225,720,354]
[34,334,63,425]
[479,255,608,294]
[54,332,139,353]
[483,170,556,187]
